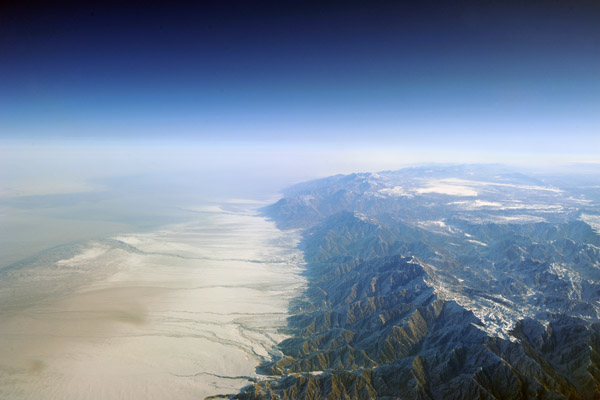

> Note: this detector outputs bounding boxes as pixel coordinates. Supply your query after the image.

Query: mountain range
[235,165,600,399]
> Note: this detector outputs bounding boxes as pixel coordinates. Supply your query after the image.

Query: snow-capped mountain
[238,165,600,399]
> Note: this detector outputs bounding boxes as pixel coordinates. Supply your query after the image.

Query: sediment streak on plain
[0,206,305,400]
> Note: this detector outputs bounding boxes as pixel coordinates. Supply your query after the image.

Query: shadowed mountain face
[237,165,600,399]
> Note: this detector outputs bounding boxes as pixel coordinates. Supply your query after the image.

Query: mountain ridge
[237,166,600,399]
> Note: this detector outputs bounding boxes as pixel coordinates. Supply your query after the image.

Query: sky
[1,0,599,189]
[0,0,599,264]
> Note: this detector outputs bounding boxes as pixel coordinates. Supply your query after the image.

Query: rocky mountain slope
[236,165,600,399]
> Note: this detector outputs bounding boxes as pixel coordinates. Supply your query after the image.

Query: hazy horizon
[2,1,598,205]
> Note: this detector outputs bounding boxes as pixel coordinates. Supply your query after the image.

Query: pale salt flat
[438,178,564,193]
[0,206,305,400]
[414,182,479,196]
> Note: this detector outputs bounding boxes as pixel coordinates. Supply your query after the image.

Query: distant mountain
[237,166,600,399]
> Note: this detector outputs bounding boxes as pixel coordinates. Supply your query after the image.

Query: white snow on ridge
[417,220,461,235]
[423,263,520,341]
[581,214,600,233]
[451,200,502,208]
[378,186,411,197]
[467,239,488,246]
[489,215,547,223]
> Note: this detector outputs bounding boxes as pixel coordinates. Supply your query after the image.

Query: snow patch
[378,186,411,197]
[581,214,600,233]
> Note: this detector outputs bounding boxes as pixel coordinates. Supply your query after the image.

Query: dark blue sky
[1,0,599,155]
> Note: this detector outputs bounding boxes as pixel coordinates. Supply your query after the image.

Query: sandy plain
[0,206,304,399]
